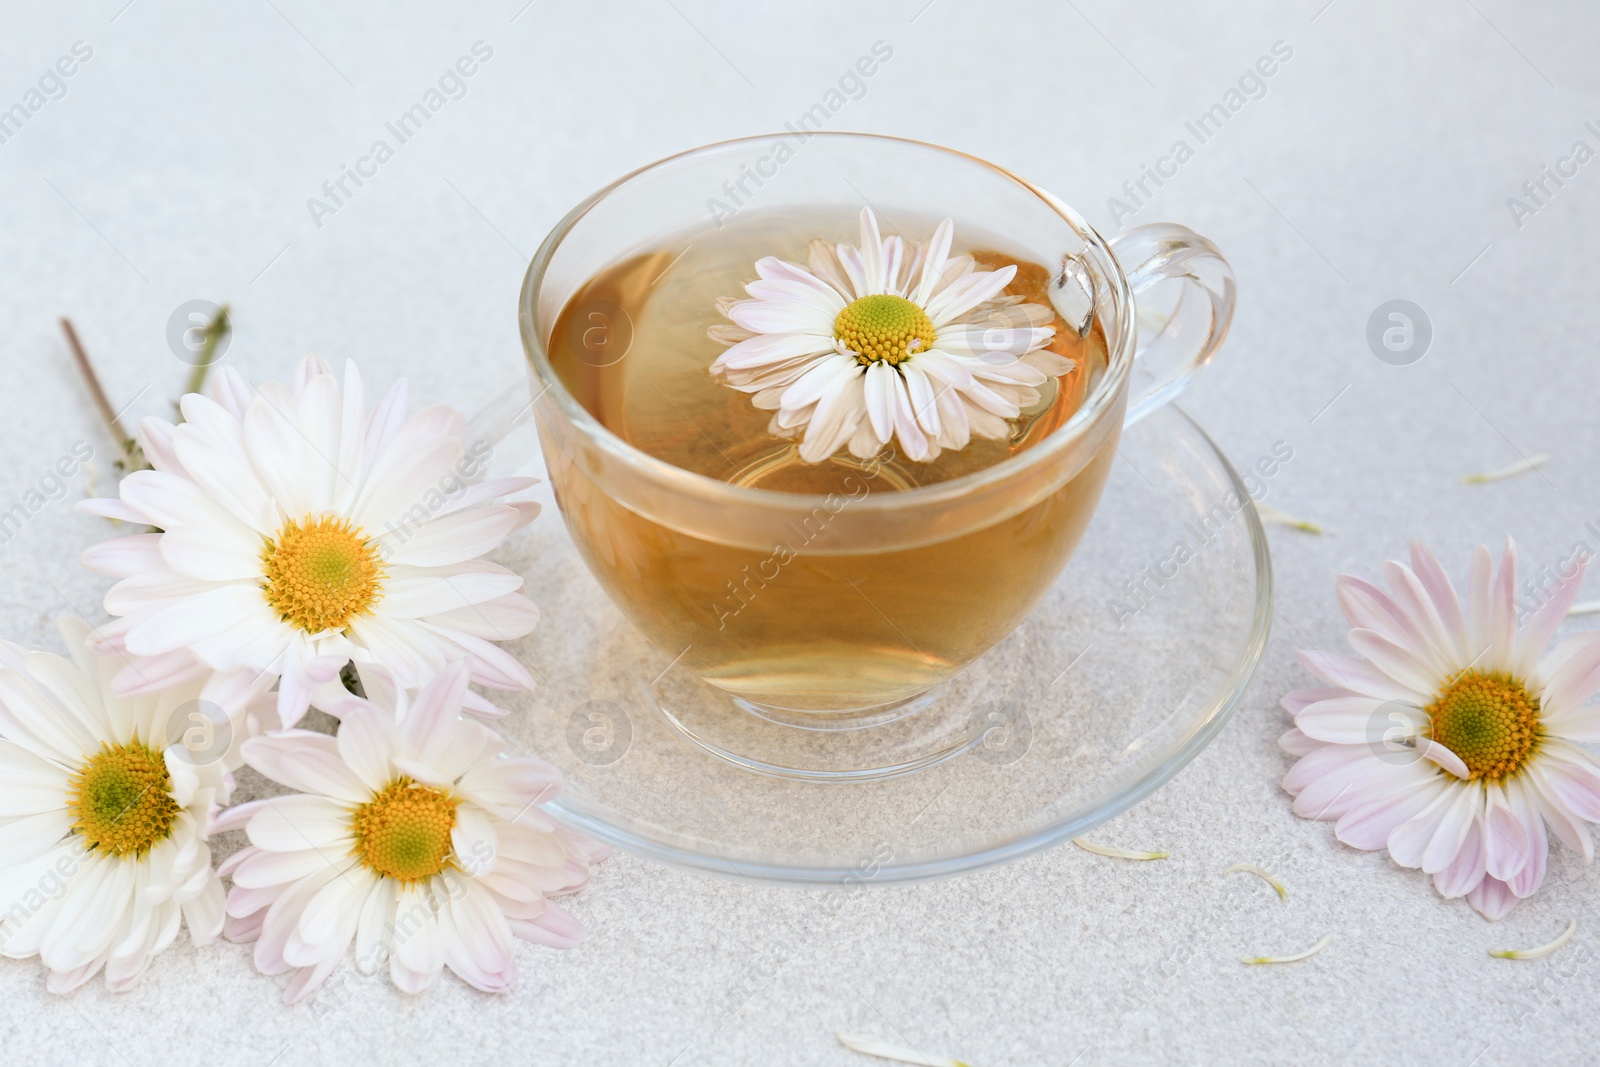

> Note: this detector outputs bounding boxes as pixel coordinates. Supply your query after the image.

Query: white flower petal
[727,299,835,337]
[1480,540,1520,670]
[1380,561,1464,674]
[452,805,500,878]
[887,372,931,462]
[1333,776,1447,851]
[1408,541,1470,661]
[745,276,846,314]
[0,808,74,864]
[1417,738,1470,780]
[1527,764,1595,862]
[243,731,371,803]
[1388,790,1472,870]
[924,263,1016,325]
[378,573,525,620]
[913,219,954,306]
[21,649,117,744]
[242,396,323,521]
[1433,811,1488,898]
[364,378,411,457]
[900,362,941,437]
[182,877,227,945]
[862,361,897,444]
[38,858,126,970]
[1535,745,1600,822]
[798,372,869,464]
[1296,649,1428,703]
[159,528,264,582]
[80,534,165,579]
[138,415,182,474]
[456,758,562,821]
[283,873,365,967]
[354,874,397,975]
[712,331,835,373]
[1294,695,1405,745]
[1463,543,1496,659]
[857,207,886,294]
[208,366,254,419]
[170,397,279,533]
[1538,633,1600,722]
[753,255,849,302]
[1505,776,1549,897]
[124,584,273,659]
[333,706,397,791]
[349,435,462,532]
[805,238,853,296]
[778,353,860,412]
[244,795,355,852]
[390,887,445,994]
[118,469,251,538]
[1468,875,1519,920]
[1346,629,1443,699]
[440,880,517,993]
[227,845,342,890]
[934,323,1054,359]
[1420,785,1479,874]
[0,668,102,765]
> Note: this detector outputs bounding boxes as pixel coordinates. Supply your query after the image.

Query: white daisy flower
[80,355,542,730]
[0,619,257,992]
[1280,540,1600,919]
[217,664,607,1001]
[709,207,1072,463]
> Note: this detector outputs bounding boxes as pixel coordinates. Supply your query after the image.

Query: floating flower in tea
[709,208,1072,463]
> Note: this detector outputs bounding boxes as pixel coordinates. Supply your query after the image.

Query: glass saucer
[491,403,1271,886]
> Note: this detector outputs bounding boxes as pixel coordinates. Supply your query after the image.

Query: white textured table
[3,2,1598,1063]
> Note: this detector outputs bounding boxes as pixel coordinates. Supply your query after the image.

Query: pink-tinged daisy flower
[79,356,541,730]
[1280,540,1600,919]
[709,207,1072,463]
[0,620,264,992]
[217,664,607,1001]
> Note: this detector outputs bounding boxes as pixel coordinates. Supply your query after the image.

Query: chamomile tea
[542,206,1117,712]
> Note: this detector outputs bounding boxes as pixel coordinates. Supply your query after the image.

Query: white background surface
[3,1,1599,1063]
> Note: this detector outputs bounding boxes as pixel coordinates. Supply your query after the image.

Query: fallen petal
[1490,919,1576,960]
[1074,838,1168,861]
[1223,863,1288,901]
[1241,932,1333,965]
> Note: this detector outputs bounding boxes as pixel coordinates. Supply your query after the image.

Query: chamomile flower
[80,356,542,730]
[1280,540,1600,919]
[709,207,1072,463]
[218,664,606,1001]
[0,619,263,992]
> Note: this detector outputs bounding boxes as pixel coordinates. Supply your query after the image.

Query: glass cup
[519,133,1234,716]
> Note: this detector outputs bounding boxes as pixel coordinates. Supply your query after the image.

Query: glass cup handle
[1108,223,1236,425]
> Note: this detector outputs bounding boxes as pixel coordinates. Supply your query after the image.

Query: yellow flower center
[349,777,459,883]
[67,740,181,857]
[261,515,386,633]
[833,294,936,366]
[1426,670,1541,780]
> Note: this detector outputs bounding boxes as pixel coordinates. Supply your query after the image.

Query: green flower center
[1426,670,1540,780]
[833,294,936,366]
[261,515,386,634]
[67,740,181,857]
[349,777,459,883]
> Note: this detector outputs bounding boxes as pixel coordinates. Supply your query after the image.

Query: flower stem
[181,303,230,401]
[60,317,142,471]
